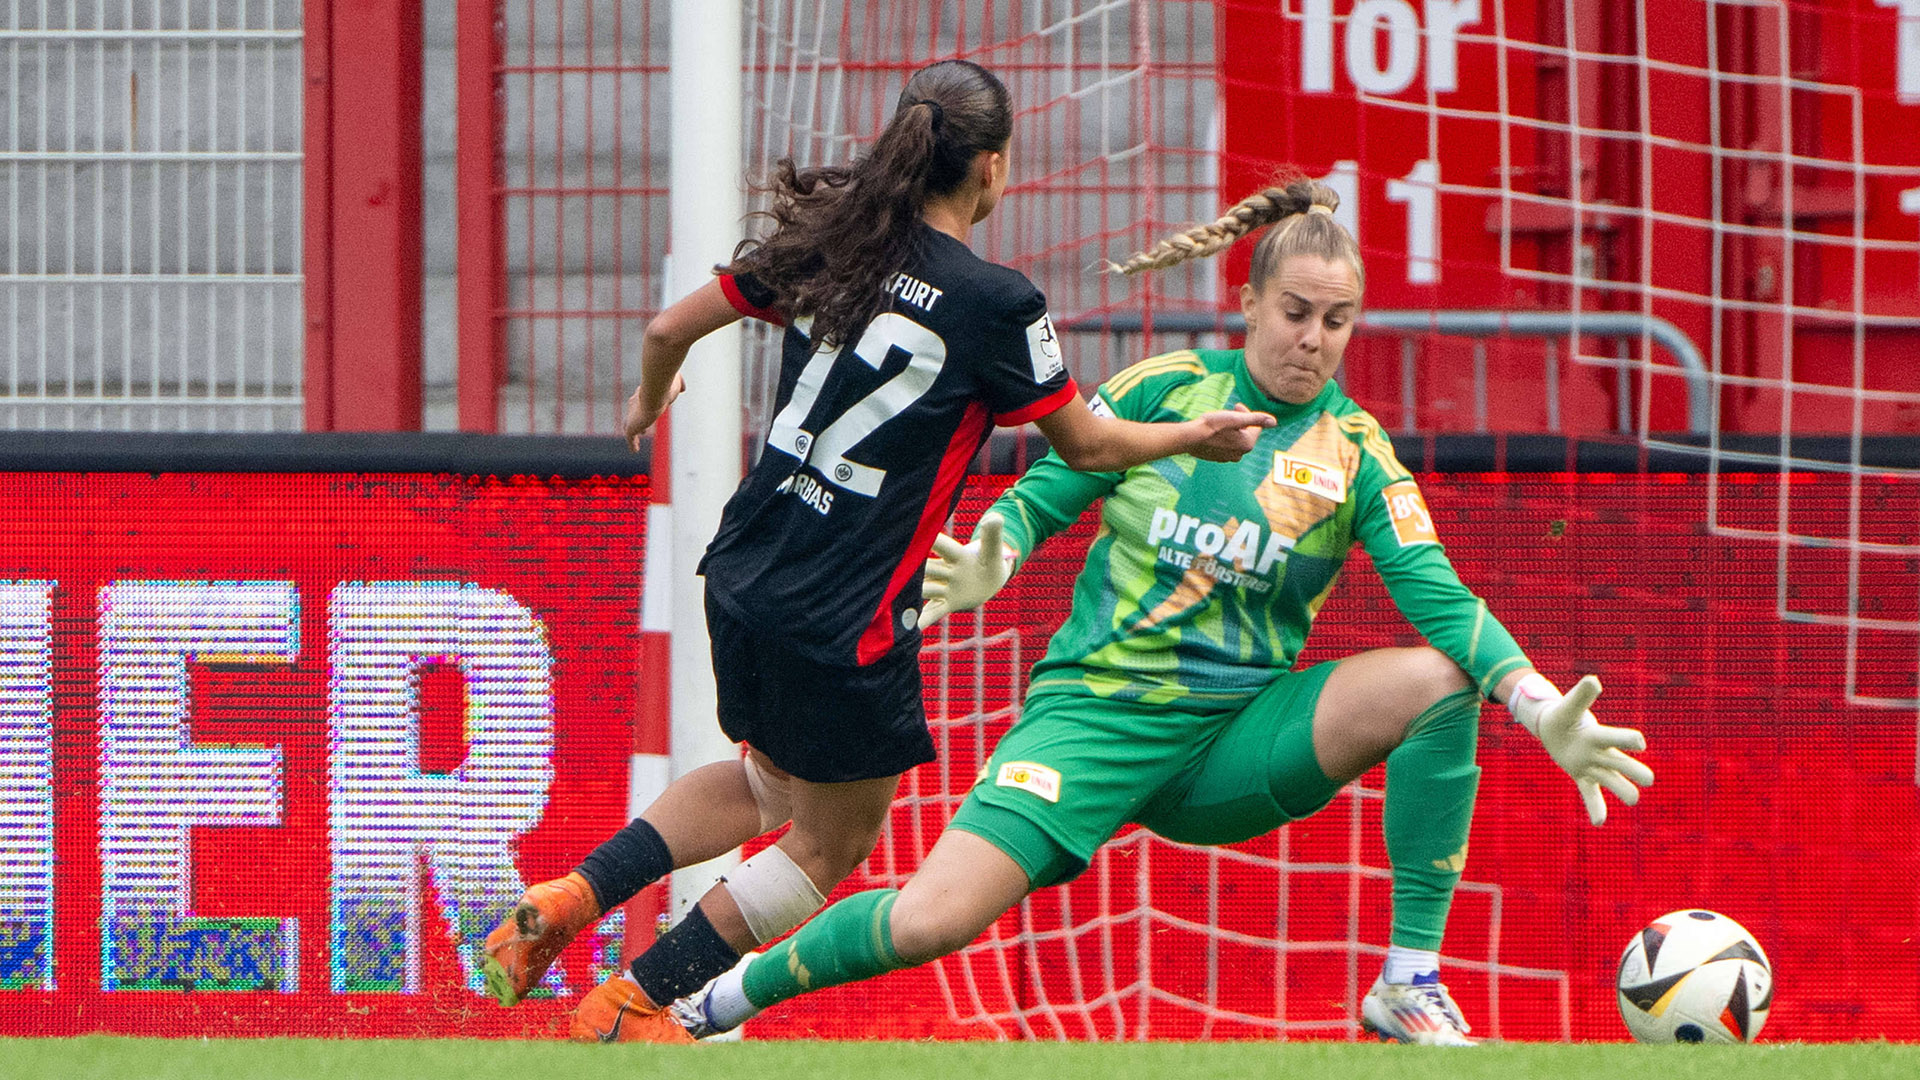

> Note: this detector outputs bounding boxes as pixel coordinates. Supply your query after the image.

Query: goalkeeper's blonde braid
[1103,187,1291,274]
[1104,177,1360,296]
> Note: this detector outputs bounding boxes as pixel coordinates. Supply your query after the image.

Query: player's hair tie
[916,98,945,128]
[1308,203,1334,216]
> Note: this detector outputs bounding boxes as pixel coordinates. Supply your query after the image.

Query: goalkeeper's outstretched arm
[920,432,1125,627]
[987,440,1124,571]
[1497,669,1654,827]
[1370,541,1655,827]
[920,512,1018,628]
[1354,463,1653,827]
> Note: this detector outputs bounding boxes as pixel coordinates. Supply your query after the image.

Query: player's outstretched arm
[920,513,1017,628]
[1504,672,1654,826]
[623,280,744,450]
[1031,397,1275,472]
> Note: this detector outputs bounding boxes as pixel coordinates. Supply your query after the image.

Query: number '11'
[1320,159,1439,285]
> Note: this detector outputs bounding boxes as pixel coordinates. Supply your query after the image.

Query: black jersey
[700,224,1077,666]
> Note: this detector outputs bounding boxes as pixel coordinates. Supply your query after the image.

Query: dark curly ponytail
[721,60,1013,347]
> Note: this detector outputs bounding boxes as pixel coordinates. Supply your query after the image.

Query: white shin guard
[723,844,827,945]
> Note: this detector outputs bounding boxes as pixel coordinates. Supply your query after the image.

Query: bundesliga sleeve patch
[995,761,1062,803]
[1382,480,1439,546]
[1025,314,1065,384]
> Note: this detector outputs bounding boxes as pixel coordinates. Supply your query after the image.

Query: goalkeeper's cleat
[481,871,601,1006]
[1360,972,1477,1047]
[670,950,761,1039]
[568,973,696,1044]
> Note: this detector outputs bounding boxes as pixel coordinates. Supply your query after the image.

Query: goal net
[740,0,1233,450]
[742,0,1920,732]
[1202,0,1920,724]
[734,0,1920,1042]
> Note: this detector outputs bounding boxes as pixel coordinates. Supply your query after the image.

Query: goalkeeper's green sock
[1382,687,1482,953]
[740,888,905,1010]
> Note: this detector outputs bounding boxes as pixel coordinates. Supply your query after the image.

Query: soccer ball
[1615,909,1773,1044]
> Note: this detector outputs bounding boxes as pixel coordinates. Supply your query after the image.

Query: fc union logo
[994,761,1062,803]
[1271,453,1348,502]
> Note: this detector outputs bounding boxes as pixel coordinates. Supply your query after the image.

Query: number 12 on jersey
[765,313,949,499]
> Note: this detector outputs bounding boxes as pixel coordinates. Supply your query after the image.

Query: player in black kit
[480,59,1273,1042]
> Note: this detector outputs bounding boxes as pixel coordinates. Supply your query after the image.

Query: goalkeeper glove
[919,513,1016,628]
[1507,673,1654,827]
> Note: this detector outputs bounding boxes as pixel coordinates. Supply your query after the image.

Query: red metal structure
[447,1,670,434]
[303,0,426,431]
[457,0,509,433]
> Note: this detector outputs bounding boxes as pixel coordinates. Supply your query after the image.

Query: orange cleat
[480,872,601,1006]
[568,974,696,1044]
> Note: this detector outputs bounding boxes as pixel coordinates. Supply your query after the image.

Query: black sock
[627,904,742,1007]
[572,817,674,912]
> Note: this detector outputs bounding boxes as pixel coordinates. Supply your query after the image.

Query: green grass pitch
[5,1038,1917,1080]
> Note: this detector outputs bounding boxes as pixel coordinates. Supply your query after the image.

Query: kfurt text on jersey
[884,272,944,312]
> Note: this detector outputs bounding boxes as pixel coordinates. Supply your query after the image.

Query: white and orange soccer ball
[1616,909,1773,1044]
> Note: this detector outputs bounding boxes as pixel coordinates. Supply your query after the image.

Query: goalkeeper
[639,177,1655,1046]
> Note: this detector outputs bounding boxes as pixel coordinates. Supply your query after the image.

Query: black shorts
[705,589,935,783]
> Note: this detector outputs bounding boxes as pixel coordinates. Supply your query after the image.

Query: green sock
[741,888,905,1009]
[1382,687,1482,952]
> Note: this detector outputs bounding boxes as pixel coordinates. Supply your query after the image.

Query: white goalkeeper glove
[1507,673,1654,827]
[919,512,1016,629]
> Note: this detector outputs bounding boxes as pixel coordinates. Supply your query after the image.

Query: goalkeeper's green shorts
[948,660,1346,889]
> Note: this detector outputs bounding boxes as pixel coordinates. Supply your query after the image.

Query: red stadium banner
[0,468,1915,1041]
[1217,0,1920,436]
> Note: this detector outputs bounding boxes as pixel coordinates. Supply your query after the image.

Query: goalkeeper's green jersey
[989,348,1530,708]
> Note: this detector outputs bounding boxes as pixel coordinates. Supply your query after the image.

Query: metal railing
[1062,310,1711,435]
[0,13,304,431]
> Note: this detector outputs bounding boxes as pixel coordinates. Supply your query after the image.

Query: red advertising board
[0,473,649,1036]
[1217,0,1920,435]
[0,467,1915,1041]
[747,470,1920,1043]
